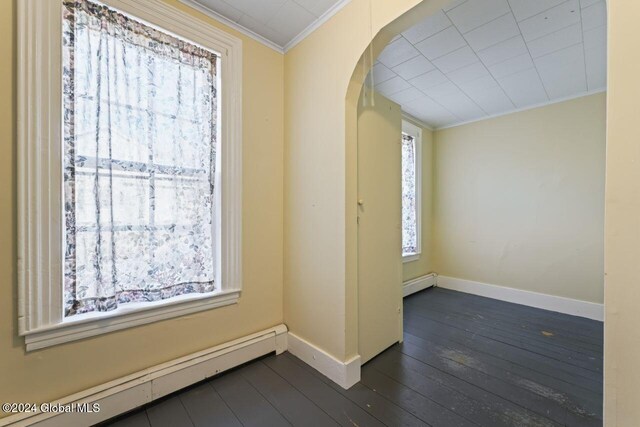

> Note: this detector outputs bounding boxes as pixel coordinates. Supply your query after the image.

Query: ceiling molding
[179,0,285,53]
[283,0,352,52]
[433,88,606,131]
[179,0,353,54]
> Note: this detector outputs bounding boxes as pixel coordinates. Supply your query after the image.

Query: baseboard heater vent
[0,325,288,427]
[403,273,437,297]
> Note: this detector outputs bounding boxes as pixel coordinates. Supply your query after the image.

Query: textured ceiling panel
[370,0,607,129]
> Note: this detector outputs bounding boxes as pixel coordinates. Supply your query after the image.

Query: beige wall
[403,120,435,282]
[284,0,450,362]
[604,0,640,424]
[433,93,606,304]
[0,0,284,409]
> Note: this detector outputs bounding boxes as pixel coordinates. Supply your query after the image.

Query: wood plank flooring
[102,287,603,426]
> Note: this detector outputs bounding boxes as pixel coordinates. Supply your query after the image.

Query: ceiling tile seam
[391,39,423,67]
[514,0,573,23]
[535,40,584,60]
[486,40,584,81]
[439,8,527,111]
[450,10,518,110]
[454,10,513,35]
[424,48,492,118]
[428,38,514,115]
[420,40,473,63]
[290,0,324,18]
[444,0,471,15]
[473,38,532,107]
[229,0,286,29]
[476,34,521,57]
[578,3,591,91]
[388,45,430,76]
[473,18,585,59]
[432,44,475,68]
[402,22,454,48]
[505,1,551,101]
[411,86,466,123]
[217,0,243,18]
[423,94,466,123]
[262,0,317,34]
[263,2,290,29]
[523,21,586,46]
[469,57,517,109]
[391,67,430,87]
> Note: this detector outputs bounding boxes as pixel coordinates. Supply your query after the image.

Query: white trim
[436,276,604,321]
[0,325,288,427]
[434,89,607,130]
[24,291,241,351]
[403,273,436,297]
[401,120,422,259]
[402,253,420,263]
[283,0,352,52]
[18,0,243,348]
[178,0,353,54]
[178,0,284,53]
[286,332,361,389]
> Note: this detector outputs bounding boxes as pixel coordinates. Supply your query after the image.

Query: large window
[18,0,242,350]
[402,120,422,261]
[63,0,219,317]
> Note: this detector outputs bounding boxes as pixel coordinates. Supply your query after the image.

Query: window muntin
[62,0,218,317]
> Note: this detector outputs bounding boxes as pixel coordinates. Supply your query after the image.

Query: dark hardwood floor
[103,287,603,427]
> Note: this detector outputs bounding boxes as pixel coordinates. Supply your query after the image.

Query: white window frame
[18,0,243,351]
[401,120,422,263]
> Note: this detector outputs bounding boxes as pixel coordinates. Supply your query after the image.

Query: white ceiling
[181,0,346,50]
[370,0,607,129]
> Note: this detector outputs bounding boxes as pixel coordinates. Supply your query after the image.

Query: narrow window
[402,121,422,260]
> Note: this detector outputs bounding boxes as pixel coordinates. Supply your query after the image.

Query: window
[401,120,422,261]
[18,0,242,350]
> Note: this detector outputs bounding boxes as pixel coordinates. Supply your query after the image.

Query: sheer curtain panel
[62,0,218,317]
[401,133,418,256]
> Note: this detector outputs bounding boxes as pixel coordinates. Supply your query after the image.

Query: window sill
[23,289,241,351]
[402,253,420,263]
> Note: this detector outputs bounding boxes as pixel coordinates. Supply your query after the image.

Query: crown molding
[284,0,352,52]
[429,88,607,131]
[179,0,285,53]
[179,0,352,54]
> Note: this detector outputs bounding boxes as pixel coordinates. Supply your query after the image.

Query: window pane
[402,133,418,256]
[62,0,218,316]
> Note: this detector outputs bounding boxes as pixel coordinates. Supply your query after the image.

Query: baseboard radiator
[0,325,288,427]
[403,273,437,297]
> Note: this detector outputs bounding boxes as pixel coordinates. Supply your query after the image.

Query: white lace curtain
[62,0,218,316]
[402,133,418,256]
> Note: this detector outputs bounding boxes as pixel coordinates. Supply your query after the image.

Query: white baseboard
[286,332,361,389]
[437,276,604,321]
[0,325,288,427]
[403,273,437,297]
